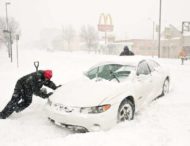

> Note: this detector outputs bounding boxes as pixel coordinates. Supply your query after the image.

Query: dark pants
[0,89,32,119]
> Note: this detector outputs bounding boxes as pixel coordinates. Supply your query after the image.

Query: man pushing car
[0,69,61,119]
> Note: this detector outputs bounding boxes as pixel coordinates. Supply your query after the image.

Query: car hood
[50,77,127,107]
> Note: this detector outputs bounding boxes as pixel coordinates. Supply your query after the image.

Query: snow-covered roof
[90,55,152,67]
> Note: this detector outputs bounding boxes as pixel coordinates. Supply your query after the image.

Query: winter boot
[14,106,21,113]
[0,112,6,119]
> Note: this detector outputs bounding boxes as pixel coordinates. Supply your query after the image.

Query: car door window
[148,60,160,72]
[137,61,151,75]
[147,62,155,72]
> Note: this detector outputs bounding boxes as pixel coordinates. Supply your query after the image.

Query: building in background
[109,24,190,58]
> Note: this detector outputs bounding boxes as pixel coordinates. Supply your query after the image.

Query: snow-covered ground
[0,49,190,146]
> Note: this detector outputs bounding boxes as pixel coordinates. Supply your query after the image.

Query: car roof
[93,55,153,67]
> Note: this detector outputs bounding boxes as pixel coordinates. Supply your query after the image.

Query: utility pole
[152,21,155,41]
[158,0,162,58]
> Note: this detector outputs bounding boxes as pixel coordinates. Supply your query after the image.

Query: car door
[134,61,153,109]
[147,60,163,98]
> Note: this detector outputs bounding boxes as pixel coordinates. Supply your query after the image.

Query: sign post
[98,13,114,44]
[16,34,19,68]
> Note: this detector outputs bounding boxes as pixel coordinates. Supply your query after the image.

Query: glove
[41,88,47,94]
[56,84,62,89]
[47,92,53,98]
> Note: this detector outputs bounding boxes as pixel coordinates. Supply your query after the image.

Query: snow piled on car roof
[89,55,155,67]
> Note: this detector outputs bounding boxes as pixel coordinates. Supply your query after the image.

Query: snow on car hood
[50,77,125,107]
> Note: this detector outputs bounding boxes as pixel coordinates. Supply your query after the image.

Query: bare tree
[62,25,76,51]
[52,35,65,51]
[0,18,6,48]
[80,25,99,52]
[0,17,20,49]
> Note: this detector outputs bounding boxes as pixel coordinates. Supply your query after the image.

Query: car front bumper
[45,103,119,132]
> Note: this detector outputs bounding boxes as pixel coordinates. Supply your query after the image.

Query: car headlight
[80,104,111,114]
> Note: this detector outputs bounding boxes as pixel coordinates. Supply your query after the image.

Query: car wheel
[117,99,135,122]
[162,79,169,96]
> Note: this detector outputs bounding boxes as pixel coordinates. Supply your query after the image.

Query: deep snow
[0,49,190,146]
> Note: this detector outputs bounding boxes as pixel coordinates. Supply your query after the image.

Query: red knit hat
[44,70,52,80]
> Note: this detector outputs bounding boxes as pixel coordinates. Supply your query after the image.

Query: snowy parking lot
[0,50,190,146]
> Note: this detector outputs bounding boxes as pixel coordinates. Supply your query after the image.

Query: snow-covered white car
[46,56,170,132]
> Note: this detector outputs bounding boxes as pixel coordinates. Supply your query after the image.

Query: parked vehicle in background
[46,56,170,132]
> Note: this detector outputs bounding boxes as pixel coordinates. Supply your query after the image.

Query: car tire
[117,99,135,122]
[162,78,169,96]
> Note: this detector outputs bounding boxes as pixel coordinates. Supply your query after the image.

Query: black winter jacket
[15,70,57,98]
[120,50,134,56]
[120,46,134,56]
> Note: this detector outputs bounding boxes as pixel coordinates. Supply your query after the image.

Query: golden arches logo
[99,13,113,25]
[98,13,113,32]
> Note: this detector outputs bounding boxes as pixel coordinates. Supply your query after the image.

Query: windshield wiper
[110,70,120,83]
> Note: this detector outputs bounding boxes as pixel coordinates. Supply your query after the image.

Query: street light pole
[10,31,13,62]
[152,21,155,41]
[5,2,10,30]
[5,2,12,62]
[5,2,10,57]
[158,0,162,58]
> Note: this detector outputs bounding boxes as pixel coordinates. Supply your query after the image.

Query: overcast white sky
[0,0,190,43]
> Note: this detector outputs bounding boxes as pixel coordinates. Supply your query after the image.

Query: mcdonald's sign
[98,13,113,32]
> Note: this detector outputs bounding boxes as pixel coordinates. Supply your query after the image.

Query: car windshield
[85,64,135,82]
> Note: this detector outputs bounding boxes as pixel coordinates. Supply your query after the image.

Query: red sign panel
[98,25,113,32]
